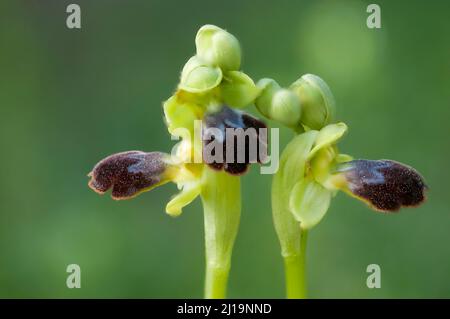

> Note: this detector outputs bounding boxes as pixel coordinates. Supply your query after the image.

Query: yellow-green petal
[166,182,202,217]
[289,178,332,230]
[308,122,348,159]
[336,153,353,163]
[163,96,202,135]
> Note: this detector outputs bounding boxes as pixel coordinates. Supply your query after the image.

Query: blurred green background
[0,0,449,298]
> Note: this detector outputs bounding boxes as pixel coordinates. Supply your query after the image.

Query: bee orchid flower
[264,74,427,298]
[88,25,266,299]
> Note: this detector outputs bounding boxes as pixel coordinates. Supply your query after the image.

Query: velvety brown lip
[88,151,167,200]
[202,105,268,175]
[338,159,427,212]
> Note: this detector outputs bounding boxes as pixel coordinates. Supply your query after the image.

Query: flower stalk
[201,168,241,298]
[283,229,308,298]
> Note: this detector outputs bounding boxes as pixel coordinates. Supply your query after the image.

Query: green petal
[335,153,353,163]
[165,182,201,217]
[179,56,222,93]
[221,71,260,108]
[308,122,348,159]
[195,25,241,71]
[289,178,332,230]
[163,96,201,135]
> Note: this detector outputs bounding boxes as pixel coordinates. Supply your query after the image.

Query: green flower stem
[204,265,230,299]
[201,168,241,299]
[283,230,308,299]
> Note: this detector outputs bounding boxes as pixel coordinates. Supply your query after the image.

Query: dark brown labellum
[338,159,427,212]
[202,105,267,175]
[88,151,168,200]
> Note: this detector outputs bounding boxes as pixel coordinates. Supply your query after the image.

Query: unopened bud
[290,74,335,130]
[195,25,241,71]
[271,89,302,128]
[255,78,301,128]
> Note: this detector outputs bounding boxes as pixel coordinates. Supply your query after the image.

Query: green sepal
[221,71,260,108]
[271,130,318,257]
[280,130,319,189]
[163,95,202,135]
[289,177,332,230]
[179,56,223,93]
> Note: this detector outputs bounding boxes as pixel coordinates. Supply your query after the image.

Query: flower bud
[255,78,281,119]
[88,151,172,200]
[255,79,302,128]
[270,89,302,128]
[221,71,260,108]
[336,159,427,212]
[179,56,222,93]
[290,74,335,130]
[195,25,241,71]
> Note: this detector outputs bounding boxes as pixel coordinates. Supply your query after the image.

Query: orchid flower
[256,74,427,298]
[88,25,266,298]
